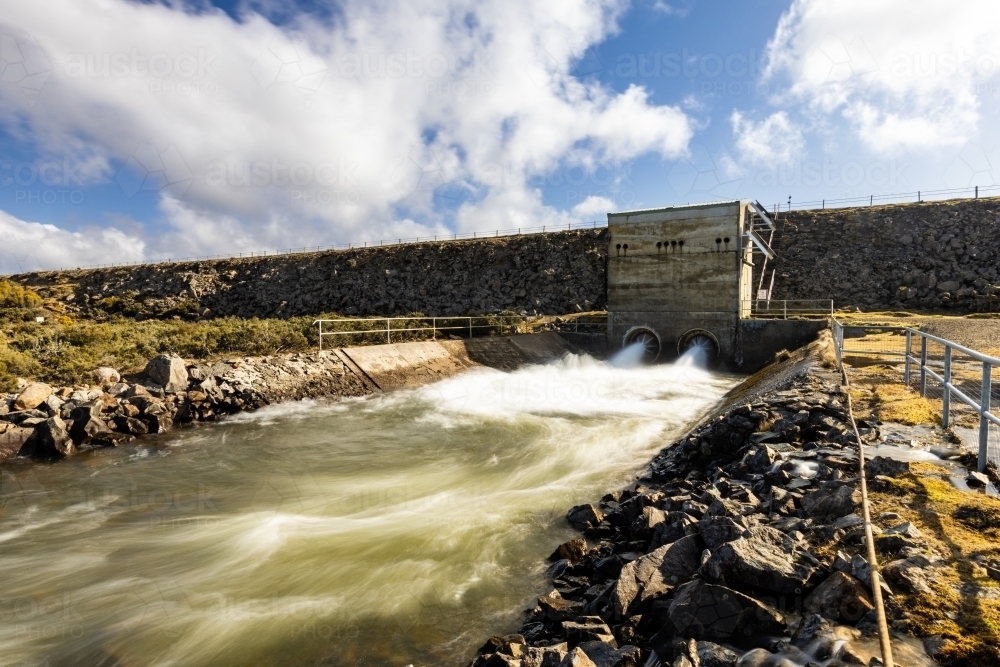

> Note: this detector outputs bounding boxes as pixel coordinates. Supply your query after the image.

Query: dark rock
[568,504,605,530]
[551,539,589,564]
[864,457,910,478]
[701,526,821,595]
[19,415,75,458]
[562,617,616,646]
[539,592,584,621]
[575,642,640,667]
[800,483,860,519]
[68,403,112,445]
[612,535,702,616]
[694,641,739,667]
[113,416,149,435]
[802,572,874,623]
[698,516,749,550]
[882,555,934,594]
[661,580,786,648]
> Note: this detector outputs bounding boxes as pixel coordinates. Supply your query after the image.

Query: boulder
[92,367,121,385]
[144,354,188,393]
[15,382,53,411]
[694,641,739,667]
[567,504,605,530]
[800,483,860,519]
[18,415,75,458]
[522,646,567,667]
[802,571,874,623]
[662,580,786,648]
[68,403,113,445]
[698,516,749,550]
[559,647,598,667]
[701,526,821,595]
[562,617,616,646]
[576,642,640,667]
[612,534,703,616]
[882,555,935,594]
[550,538,588,564]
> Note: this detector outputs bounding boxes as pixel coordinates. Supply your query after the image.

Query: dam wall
[7,198,1000,319]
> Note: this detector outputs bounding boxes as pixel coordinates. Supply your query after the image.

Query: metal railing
[902,329,1000,471]
[312,316,532,351]
[744,299,834,319]
[832,319,1000,471]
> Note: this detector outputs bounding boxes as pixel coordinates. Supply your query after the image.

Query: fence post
[943,346,952,428]
[387,319,391,344]
[919,336,928,397]
[318,321,323,352]
[980,362,992,472]
[469,318,473,339]
[904,330,912,386]
[783,300,787,319]
[432,317,436,340]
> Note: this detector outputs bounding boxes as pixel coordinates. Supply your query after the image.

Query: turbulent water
[0,352,735,667]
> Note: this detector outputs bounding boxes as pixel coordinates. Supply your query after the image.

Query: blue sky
[0,0,998,271]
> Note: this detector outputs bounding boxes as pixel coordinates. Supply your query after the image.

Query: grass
[869,463,1000,667]
[0,281,543,391]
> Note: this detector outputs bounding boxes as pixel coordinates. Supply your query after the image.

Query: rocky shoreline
[0,351,372,461]
[465,334,949,667]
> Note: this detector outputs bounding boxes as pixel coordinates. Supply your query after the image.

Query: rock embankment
[8,198,1000,319]
[769,198,1000,312]
[0,352,371,460]
[11,230,608,320]
[468,336,938,667]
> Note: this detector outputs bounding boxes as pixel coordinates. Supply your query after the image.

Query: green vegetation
[0,280,534,390]
[0,280,42,309]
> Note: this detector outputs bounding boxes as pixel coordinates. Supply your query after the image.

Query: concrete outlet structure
[607,200,784,369]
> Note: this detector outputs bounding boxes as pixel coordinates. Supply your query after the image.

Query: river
[0,352,735,667]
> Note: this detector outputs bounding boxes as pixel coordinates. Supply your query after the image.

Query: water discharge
[0,353,736,667]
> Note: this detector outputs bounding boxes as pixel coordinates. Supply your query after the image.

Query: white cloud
[571,195,616,218]
[764,0,1000,153]
[730,111,805,166]
[0,210,144,275]
[0,0,693,268]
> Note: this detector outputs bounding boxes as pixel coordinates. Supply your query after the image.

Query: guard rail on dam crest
[833,319,1000,472]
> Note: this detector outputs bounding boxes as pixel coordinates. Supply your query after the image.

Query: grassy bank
[0,280,547,391]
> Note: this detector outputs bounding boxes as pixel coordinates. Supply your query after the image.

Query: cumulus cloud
[0,210,144,274]
[730,111,805,166]
[0,0,693,269]
[764,0,1000,153]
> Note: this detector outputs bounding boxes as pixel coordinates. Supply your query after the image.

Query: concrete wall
[606,202,752,361]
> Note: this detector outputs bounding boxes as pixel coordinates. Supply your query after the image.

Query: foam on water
[0,352,736,667]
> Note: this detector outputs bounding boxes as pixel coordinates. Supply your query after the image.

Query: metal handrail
[311,315,532,351]
[744,299,834,319]
[833,318,998,471]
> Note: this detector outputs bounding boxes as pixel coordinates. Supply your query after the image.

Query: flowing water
[0,352,735,667]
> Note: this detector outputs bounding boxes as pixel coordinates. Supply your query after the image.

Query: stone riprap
[765,197,1000,312]
[466,336,938,667]
[10,230,608,319]
[7,198,1000,319]
[0,351,372,461]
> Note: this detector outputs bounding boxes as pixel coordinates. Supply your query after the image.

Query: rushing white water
[0,353,735,667]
